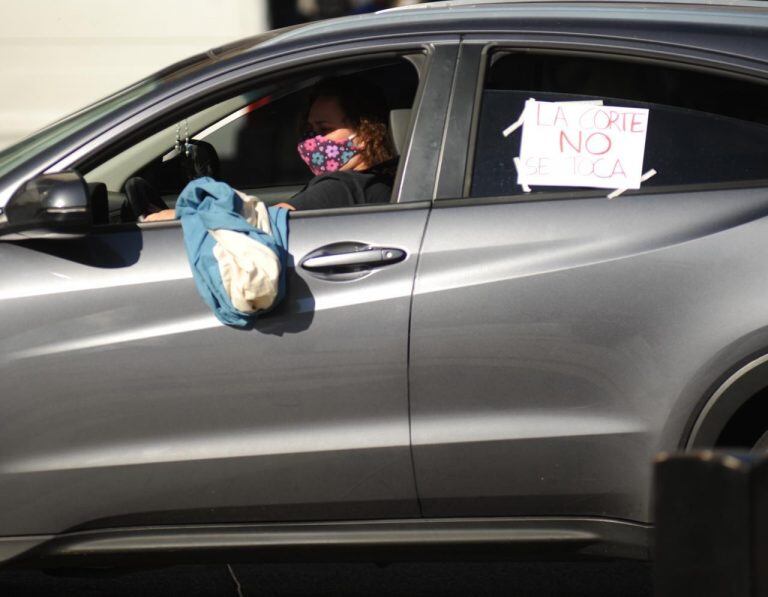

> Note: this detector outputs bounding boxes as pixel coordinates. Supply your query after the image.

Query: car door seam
[406,202,434,517]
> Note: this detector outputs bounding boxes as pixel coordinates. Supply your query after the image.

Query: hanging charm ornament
[182,119,190,157]
[174,122,181,154]
[174,120,191,156]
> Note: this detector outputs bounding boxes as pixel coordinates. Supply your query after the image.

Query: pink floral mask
[297,131,360,176]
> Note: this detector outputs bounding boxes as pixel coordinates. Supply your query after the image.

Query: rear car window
[470,53,768,199]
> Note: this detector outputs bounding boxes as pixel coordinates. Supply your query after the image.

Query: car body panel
[0,207,430,535]
[410,189,768,521]
[408,19,768,523]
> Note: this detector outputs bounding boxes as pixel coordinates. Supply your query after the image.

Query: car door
[409,43,768,523]
[0,43,459,537]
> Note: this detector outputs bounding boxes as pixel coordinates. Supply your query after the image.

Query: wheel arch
[686,352,768,449]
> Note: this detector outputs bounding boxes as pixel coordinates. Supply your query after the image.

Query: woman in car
[141,75,397,221]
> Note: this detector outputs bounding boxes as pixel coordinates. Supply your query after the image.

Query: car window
[199,60,419,193]
[82,58,420,221]
[134,89,314,195]
[469,52,768,199]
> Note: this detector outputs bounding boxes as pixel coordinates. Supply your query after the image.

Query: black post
[267,0,308,29]
[654,451,768,597]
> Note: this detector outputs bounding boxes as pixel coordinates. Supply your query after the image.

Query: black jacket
[288,160,396,211]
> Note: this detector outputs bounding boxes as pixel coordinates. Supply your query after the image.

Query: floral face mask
[297,131,360,176]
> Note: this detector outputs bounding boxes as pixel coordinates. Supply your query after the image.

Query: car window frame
[0,34,460,219]
[434,37,768,205]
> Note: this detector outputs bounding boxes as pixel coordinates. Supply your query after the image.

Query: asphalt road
[0,560,653,596]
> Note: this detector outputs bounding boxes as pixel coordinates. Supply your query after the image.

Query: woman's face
[306,96,356,142]
[303,95,366,172]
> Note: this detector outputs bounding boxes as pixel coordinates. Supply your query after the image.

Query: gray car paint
[0,207,428,536]
[0,29,457,559]
[1,0,768,564]
[0,37,466,563]
[410,188,768,521]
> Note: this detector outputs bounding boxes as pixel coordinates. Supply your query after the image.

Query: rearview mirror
[1,171,92,239]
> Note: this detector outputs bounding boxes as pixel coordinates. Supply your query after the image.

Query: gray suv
[2,0,768,566]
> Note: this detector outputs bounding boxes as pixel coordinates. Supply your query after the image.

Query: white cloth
[209,191,281,313]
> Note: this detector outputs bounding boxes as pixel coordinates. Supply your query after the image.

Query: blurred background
[0,0,434,150]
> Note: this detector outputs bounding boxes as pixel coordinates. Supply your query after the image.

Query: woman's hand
[140,203,294,222]
[142,209,176,222]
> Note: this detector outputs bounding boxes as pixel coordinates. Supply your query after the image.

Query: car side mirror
[0,171,92,239]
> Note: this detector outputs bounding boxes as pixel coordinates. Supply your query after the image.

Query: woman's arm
[142,203,294,223]
[140,177,353,221]
[143,209,176,222]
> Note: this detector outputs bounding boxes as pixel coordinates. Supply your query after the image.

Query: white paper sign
[517,99,649,189]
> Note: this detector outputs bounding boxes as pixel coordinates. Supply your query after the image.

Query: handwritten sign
[516,99,649,190]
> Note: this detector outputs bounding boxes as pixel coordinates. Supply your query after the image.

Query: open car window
[83,59,420,221]
[141,89,314,197]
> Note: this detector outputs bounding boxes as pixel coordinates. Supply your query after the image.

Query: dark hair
[302,75,394,168]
